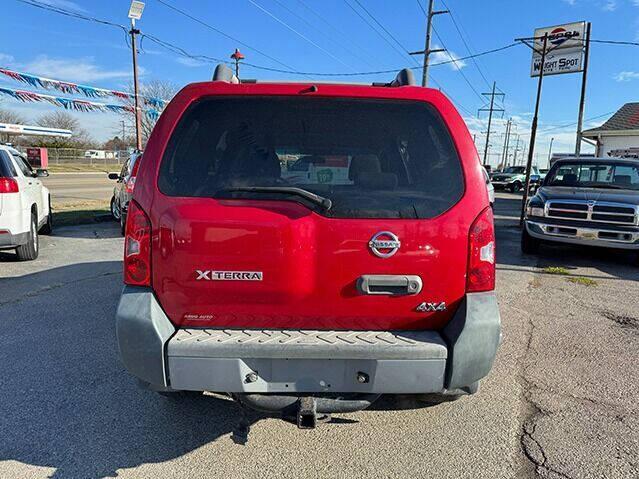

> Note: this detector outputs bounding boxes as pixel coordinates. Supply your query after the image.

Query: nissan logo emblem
[369,231,401,258]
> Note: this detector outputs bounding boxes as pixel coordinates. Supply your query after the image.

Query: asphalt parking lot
[42,173,114,203]
[0,193,637,479]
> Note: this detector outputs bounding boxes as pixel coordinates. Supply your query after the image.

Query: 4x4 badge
[369,231,401,258]
[416,302,447,312]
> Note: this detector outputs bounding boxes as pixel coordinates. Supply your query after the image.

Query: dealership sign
[530,22,586,77]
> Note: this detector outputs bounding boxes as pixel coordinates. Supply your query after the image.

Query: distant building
[583,102,639,157]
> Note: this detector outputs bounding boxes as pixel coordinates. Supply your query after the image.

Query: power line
[247,0,354,70]
[346,0,477,114]
[437,0,492,88]
[141,33,519,78]
[352,0,420,65]
[431,25,484,101]
[343,0,416,66]
[296,0,380,68]
[153,0,295,70]
[15,0,127,32]
[413,2,484,103]
[537,111,615,133]
[271,0,377,69]
[591,39,639,46]
[343,0,473,114]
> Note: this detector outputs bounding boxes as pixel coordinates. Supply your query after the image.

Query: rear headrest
[349,155,381,180]
[613,175,631,186]
[562,173,578,185]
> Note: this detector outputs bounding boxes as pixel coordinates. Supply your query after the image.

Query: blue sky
[1,0,638,166]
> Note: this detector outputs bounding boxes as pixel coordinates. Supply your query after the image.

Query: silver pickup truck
[522,157,639,254]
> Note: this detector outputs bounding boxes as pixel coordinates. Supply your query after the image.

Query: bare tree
[0,106,30,142]
[35,111,94,148]
[125,80,178,147]
[0,106,28,125]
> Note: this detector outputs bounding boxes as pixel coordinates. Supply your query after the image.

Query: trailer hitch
[297,397,317,429]
[231,393,381,443]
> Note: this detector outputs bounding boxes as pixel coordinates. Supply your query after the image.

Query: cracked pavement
[0,192,637,478]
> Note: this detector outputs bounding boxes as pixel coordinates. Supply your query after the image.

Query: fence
[13,147,131,168]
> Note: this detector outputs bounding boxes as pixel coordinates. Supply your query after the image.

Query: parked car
[483,167,495,206]
[0,145,52,260]
[522,157,639,255]
[108,151,141,236]
[115,65,501,437]
[491,165,540,192]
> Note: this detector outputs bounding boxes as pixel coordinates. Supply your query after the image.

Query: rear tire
[16,212,39,261]
[40,198,53,235]
[521,226,541,255]
[120,212,126,237]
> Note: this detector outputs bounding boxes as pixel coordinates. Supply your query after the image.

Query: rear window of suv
[158,96,464,219]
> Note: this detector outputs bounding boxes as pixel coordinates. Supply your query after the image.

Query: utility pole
[478,81,505,167]
[512,135,521,167]
[501,118,512,170]
[547,137,555,167]
[518,32,549,226]
[120,120,128,152]
[128,1,145,151]
[575,22,591,156]
[410,0,447,87]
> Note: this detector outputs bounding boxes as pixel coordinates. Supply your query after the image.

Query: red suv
[116,66,500,433]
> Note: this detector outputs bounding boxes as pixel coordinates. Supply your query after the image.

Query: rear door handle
[357,275,423,296]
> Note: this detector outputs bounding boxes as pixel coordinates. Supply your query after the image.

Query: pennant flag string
[0,86,159,120]
[0,67,167,109]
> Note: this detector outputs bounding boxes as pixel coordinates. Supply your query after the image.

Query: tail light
[124,200,151,286]
[125,176,136,194]
[126,155,141,194]
[0,177,19,193]
[467,206,495,292]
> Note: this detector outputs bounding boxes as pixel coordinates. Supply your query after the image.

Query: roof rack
[210,65,416,87]
[372,68,417,87]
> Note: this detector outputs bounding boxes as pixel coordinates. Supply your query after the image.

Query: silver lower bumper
[168,329,447,394]
[526,220,639,250]
[116,287,501,395]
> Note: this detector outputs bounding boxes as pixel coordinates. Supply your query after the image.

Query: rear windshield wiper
[216,186,332,210]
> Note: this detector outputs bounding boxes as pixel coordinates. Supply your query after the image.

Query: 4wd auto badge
[368,231,401,258]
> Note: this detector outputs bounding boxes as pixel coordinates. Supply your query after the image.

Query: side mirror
[36,169,49,178]
[530,174,540,183]
[108,172,120,180]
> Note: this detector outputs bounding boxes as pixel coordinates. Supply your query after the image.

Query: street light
[128,1,145,151]
[128,1,145,21]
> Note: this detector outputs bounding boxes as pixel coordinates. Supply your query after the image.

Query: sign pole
[520,33,548,227]
[575,22,591,157]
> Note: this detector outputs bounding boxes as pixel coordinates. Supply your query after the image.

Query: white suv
[0,145,52,260]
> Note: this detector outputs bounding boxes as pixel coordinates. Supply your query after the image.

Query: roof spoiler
[212,64,240,84]
[372,68,417,87]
